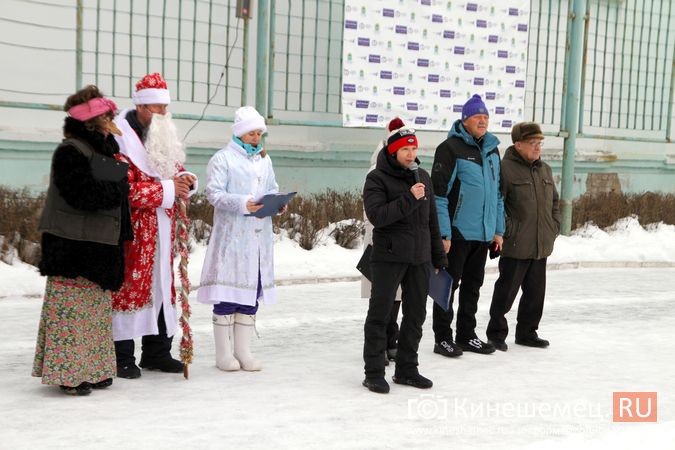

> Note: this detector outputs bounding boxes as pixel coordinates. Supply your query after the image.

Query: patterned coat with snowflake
[111,110,197,341]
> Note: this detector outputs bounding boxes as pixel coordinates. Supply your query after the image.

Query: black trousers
[432,240,488,343]
[363,261,430,379]
[486,257,547,342]
[114,306,173,366]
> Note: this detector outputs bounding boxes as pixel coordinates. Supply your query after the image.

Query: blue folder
[428,267,454,312]
[245,192,297,218]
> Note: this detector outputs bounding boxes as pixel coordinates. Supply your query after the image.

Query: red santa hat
[132,72,171,105]
[386,117,418,154]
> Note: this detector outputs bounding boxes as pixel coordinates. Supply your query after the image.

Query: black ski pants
[432,240,488,343]
[364,261,430,379]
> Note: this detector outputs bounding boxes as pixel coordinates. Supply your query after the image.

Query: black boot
[59,382,92,396]
[91,378,113,389]
[115,339,141,379]
[392,372,433,389]
[362,377,390,394]
[139,307,183,373]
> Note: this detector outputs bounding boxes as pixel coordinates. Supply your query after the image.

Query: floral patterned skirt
[32,276,116,387]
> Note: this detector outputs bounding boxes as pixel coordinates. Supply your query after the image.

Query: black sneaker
[489,339,508,352]
[458,338,496,354]
[515,336,550,348]
[117,363,142,379]
[392,373,433,389]
[91,378,113,389]
[362,377,390,394]
[433,340,463,357]
[59,382,92,396]
[139,357,183,373]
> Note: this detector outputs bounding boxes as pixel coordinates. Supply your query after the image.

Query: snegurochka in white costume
[198,106,286,372]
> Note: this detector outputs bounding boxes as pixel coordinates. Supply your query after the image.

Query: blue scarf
[233,135,263,156]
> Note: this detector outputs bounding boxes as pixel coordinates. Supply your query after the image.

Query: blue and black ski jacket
[431,120,505,242]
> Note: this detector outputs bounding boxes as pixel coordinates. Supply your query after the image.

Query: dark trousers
[432,240,488,343]
[486,257,547,342]
[114,306,174,366]
[363,261,430,379]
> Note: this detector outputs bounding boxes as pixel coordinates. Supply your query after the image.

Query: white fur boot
[233,313,262,371]
[213,314,240,371]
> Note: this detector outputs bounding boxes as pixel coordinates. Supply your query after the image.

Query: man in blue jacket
[431,94,505,356]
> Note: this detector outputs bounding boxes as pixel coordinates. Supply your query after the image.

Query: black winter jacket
[363,148,448,269]
[38,118,133,291]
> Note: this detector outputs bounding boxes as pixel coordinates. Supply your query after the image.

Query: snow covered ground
[1,217,674,449]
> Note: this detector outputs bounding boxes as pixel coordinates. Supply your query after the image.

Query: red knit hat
[132,72,171,105]
[386,118,418,154]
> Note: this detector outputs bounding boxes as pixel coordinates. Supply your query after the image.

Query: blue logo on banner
[415,117,428,125]
[498,50,508,58]
[505,66,516,73]
[418,59,429,67]
[477,20,487,28]
[355,100,370,108]
[454,46,465,54]
[408,42,420,51]
[517,24,528,32]
[358,37,370,46]
[382,8,394,17]
[488,35,499,43]
[515,80,525,88]
[474,77,484,86]
[395,25,407,34]
[420,0,431,5]
[440,90,452,98]
[345,20,357,29]
[502,120,513,128]
[464,63,475,71]
[453,104,463,112]
[407,102,419,111]
[428,74,440,82]
[485,92,496,100]
[380,71,393,79]
[366,114,379,123]
[495,107,505,114]
[509,8,519,16]
[466,3,478,11]
[393,86,406,95]
[369,55,381,63]
[343,84,356,93]
[444,30,455,39]
[432,14,443,23]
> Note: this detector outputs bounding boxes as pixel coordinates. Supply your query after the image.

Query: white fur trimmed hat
[132,72,171,105]
[232,106,267,137]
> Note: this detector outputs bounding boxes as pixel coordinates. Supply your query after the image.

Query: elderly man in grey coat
[486,122,561,351]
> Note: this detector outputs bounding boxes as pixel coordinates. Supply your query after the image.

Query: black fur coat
[39,118,133,291]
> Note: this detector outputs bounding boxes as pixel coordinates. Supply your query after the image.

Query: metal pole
[667,46,675,143]
[267,0,275,118]
[76,0,83,90]
[560,0,587,235]
[255,0,270,116]
[242,17,249,105]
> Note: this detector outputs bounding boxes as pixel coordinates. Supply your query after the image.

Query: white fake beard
[145,112,186,179]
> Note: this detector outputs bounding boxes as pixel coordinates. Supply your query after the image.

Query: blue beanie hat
[462,94,489,120]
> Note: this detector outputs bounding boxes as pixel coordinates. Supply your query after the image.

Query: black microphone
[409,162,421,184]
[409,162,426,200]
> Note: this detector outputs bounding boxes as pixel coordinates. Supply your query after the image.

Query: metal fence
[528,0,675,141]
[0,0,674,139]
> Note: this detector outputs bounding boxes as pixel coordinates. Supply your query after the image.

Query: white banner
[342,0,530,132]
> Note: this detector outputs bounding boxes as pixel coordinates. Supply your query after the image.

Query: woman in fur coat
[32,85,133,396]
